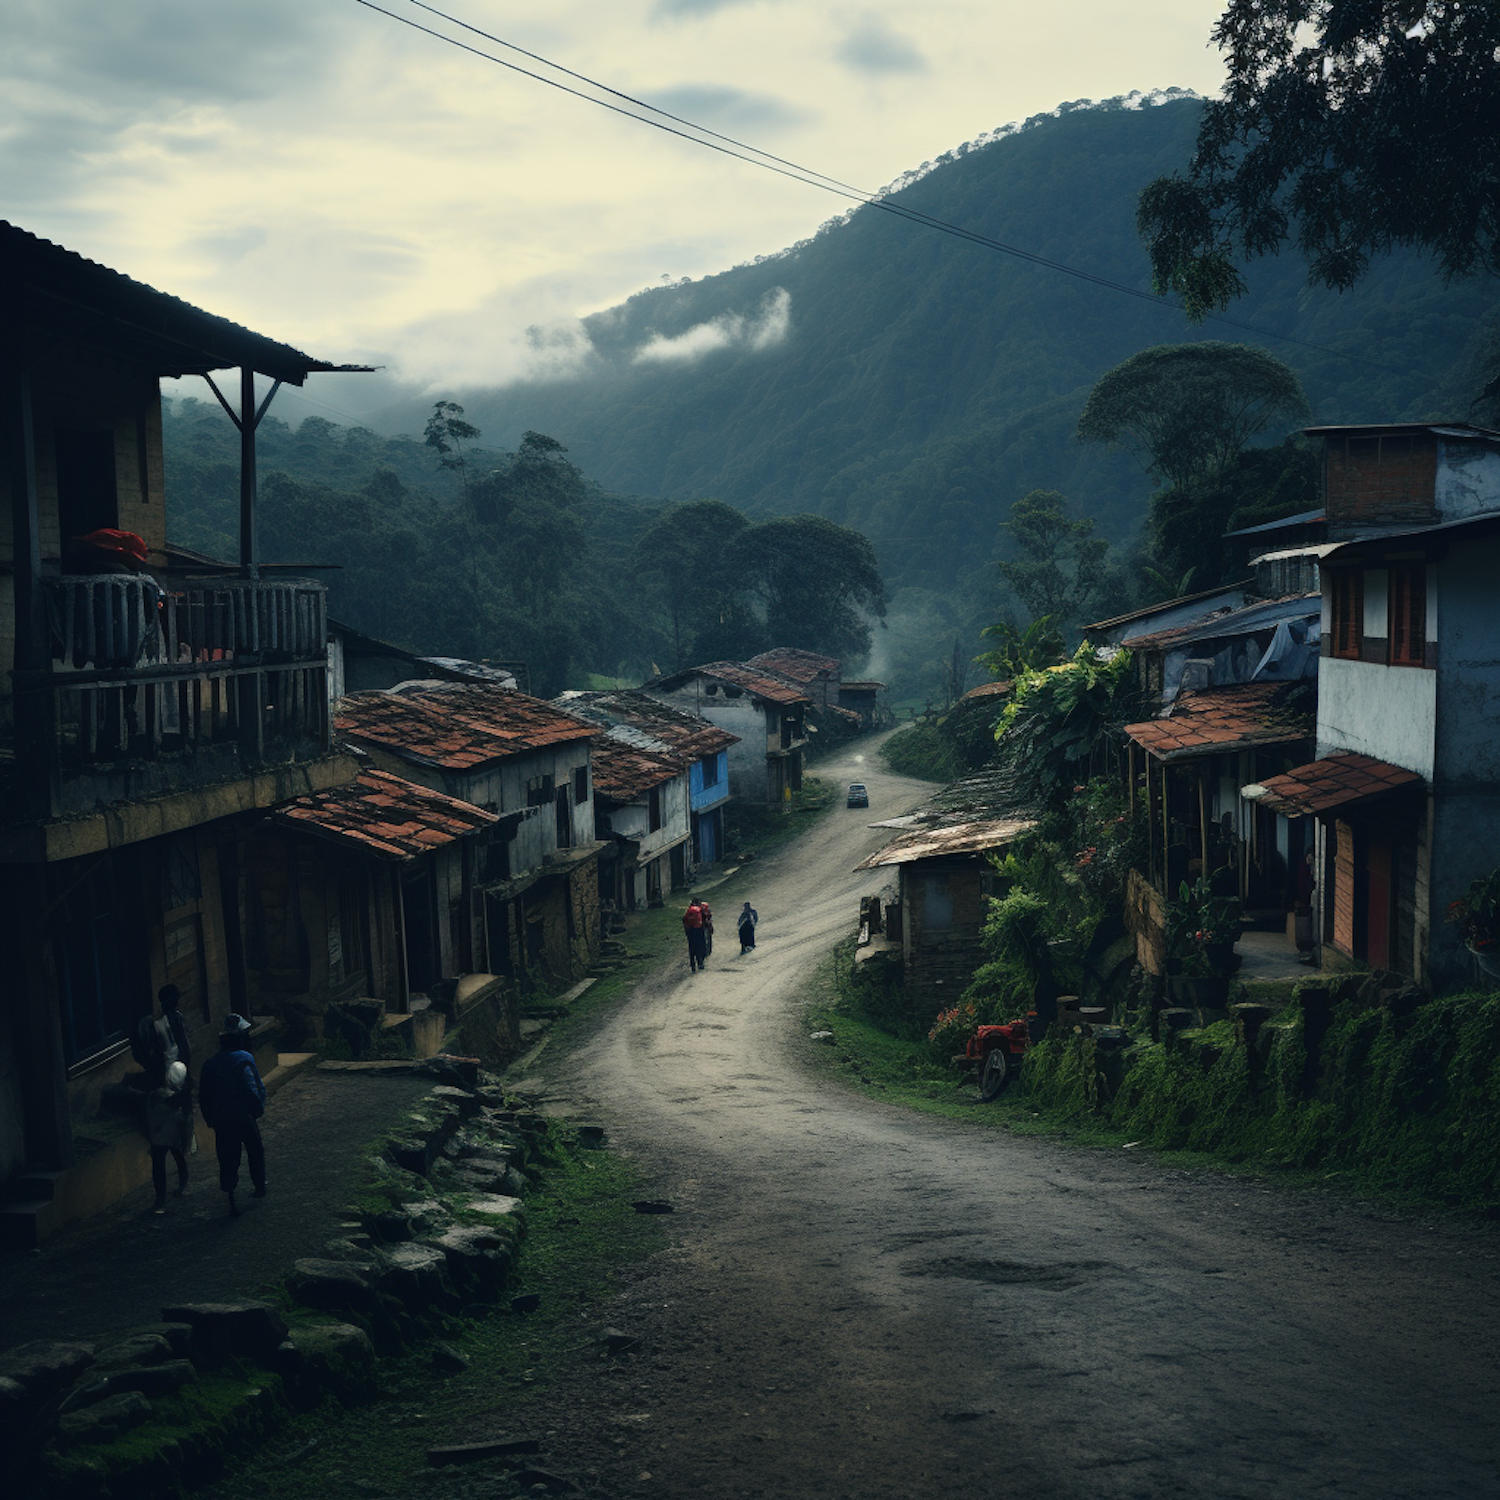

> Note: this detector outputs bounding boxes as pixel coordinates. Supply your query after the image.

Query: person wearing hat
[197,1015,267,1217]
[145,1059,193,1215]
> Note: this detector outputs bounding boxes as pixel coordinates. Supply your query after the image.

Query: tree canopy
[995,489,1112,633]
[1139,3,1500,318]
[1077,343,1310,492]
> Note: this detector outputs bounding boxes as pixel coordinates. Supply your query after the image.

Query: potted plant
[1446,871,1500,977]
[1158,876,1242,984]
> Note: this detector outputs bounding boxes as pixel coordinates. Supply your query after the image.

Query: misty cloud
[650,84,811,134]
[836,17,928,74]
[633,287,791,363]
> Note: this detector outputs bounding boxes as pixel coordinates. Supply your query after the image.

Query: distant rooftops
[1,219,373,384]
[647,660,811,706]
[747,647,841,682]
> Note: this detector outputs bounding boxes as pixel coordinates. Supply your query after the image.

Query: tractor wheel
[979,1047,1011,1102]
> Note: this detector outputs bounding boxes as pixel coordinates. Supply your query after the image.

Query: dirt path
[524,737,1500,1500]
[0,1070,434,1354]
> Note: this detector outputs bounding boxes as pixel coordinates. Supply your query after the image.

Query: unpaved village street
[528,740,1500,1500]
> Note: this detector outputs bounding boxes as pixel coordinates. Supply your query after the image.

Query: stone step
[0,1197,57,1251]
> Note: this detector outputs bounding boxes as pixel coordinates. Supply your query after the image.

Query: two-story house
[749,646,876,737]
[1243,423,1500,988]
[336,686,604,986]
[0,221,367,1244]
[554,690,738,869]
[643,661,809,804]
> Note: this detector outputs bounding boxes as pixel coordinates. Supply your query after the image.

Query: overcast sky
[5,1,1230,414]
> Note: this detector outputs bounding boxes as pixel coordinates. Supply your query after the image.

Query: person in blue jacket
[197,1014,267,1218]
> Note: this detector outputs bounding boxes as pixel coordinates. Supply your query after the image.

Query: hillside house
[1241,423,1500,988]
[555,688,737,879]
[336,686,604,986]
[643,661,809,804]
[247,768,501,1048]
[854,770,1037,1018]
[587,736,690,911]
[0,221,367,1245]
[327,618,519,697]
[1119,683,1316,974]
[748,646,877,737]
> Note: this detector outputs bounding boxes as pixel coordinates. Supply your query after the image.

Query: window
[1388,566,1426,667]
[1330,571,1363,660]
[648,784,663,833]
[526,774,555,808]
[700,754,720,789]
[573,765,589,804]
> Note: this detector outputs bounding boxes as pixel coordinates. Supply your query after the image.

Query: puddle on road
[903,1256,1114,1289]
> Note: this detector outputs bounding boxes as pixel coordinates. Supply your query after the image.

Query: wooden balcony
[7,574,333,821]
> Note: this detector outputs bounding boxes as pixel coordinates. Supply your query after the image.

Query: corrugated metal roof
[854,814,1038,869]
[747,647,841,682]
[1122,684,1313,761]
[1242,752,1424,817]
[1083,582,1251,635]
[552,689,738,760]
[1224,509,1325,538]
[276,769,497,860]
[1126,593,1320,652]
[838,680,886,692]
[1,220,371,384]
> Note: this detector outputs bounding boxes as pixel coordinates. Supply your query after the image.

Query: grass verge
[203,1134,665,1500]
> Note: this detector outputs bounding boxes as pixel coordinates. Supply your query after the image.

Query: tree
[1138,3,1500,319]
[1078,344,1310,593]
[1077,344,1309,492]
[423,400,481,510]
[631,500,756,668]
[996,489,1111,631]
[733,515,887,659]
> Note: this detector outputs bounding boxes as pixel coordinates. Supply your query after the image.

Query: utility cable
[351,0,1411,374]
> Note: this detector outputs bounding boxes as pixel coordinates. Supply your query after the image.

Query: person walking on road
[145,1059,193,1214]
[198,1014,267,1218]
[683,899,708,973]
[700,900,714,963]
[738,900,759,954]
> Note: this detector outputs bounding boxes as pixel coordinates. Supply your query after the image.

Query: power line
[352,0,1410,375]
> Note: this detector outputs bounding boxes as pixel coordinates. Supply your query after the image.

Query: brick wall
[1324,434,1438,527]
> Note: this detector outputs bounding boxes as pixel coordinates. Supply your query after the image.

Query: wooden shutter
[1333,820,1356,954]
[1332,571,1363,660]
[1388,565,1426,666]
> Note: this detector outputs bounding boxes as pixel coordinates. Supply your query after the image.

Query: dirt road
[534,739,1500,1500]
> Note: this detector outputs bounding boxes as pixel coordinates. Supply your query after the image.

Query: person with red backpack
[682,899,708,973]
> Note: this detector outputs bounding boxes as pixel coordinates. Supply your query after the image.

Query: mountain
[376,94,1493,602]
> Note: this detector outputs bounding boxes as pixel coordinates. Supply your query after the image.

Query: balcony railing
[10,574,331,809]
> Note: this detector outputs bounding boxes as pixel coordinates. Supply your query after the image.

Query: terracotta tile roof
[276,769,498,860]
[338,687,595,769]
[1123,684,1313,761]
[961,679,1012,702]
[747,647,841,682]
[590,735,683,800]
[552,690,738,760]
[1242,753,1424,818]
[651,661,811,706]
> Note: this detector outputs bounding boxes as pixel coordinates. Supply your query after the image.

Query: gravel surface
[0,1070,434,1353]
[505,737,1500,1500]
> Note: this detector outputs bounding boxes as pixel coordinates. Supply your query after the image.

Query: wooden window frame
[1387,565,1427,668]
[1330,570,1363,661]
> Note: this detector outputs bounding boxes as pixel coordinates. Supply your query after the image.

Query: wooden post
[239,367,258,578]
[1160,758,1171,890]
[1198,769,1210,879]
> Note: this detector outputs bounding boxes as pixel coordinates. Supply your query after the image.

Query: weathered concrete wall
[1435,436,1500,519]
[1317,656,1436,778]
[646,683,775,803]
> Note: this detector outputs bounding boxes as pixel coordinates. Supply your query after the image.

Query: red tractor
[965,1015,1033,1101]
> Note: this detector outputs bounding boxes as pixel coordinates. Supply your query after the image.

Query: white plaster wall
[646,683,773,801]
[1317,657,1436,778]
[1436,438,1500,519]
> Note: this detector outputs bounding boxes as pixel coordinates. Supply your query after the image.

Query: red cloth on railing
[69,529,149,565]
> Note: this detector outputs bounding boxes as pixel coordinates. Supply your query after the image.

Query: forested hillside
[379,95,1490,599]
[164,94,1496,704]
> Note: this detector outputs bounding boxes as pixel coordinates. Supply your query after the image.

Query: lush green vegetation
[163,402,883,693]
